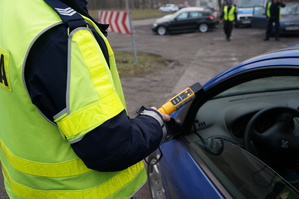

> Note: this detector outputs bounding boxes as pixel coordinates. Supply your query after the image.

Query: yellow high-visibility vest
[0,0,146,198]
[224,5,236,21]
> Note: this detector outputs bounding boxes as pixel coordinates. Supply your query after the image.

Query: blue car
[147,45,299,199]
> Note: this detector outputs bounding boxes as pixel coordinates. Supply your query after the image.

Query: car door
[188,11,204,31]
[160,74,299,199]
[251,6,268,29]
[168,11,196,33]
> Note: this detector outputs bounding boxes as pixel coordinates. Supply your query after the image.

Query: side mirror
[169,82,204,136]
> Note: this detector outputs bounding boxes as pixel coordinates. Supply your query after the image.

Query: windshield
[215,76,299,98]
[281,3,299,15]
[164,4,174,7]
[236,0,265,8]
[191,138,299,198]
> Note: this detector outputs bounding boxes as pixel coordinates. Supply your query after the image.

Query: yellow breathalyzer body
[158,82,202,114]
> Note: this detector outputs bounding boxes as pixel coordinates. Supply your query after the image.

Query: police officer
[264,0,285,41]
[0,0,173,198]
[220,0,237,41]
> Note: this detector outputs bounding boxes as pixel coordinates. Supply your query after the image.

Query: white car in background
[159,4,179,12]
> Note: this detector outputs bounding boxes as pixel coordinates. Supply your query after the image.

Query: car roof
[204,45,299,89]
[163,4,177,6]
[177,7,210,13]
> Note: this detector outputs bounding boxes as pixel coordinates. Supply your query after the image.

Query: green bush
[89,9,168,20]
[115,51,168,77]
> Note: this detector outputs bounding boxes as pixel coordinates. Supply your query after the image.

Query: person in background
[0,0,174,198]
[264,0,285,41]
[220,0,237,41]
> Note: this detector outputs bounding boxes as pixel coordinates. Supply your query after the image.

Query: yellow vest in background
[224,5,236,21]
[266,2,282,19]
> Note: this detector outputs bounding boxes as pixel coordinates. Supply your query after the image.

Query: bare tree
[87,0,189,10]
[133,0,140,9]
[119,0,124,9]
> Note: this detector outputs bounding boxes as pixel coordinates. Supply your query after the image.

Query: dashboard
[194,90,299,147]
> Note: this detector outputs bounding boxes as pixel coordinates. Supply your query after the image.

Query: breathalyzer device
[158,82,202,114]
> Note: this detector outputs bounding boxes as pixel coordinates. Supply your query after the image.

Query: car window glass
[192,74,299,197]
[177,12,188,20]
[281,3,299,15]
[237,0,265,8]
[253,6,265,15]
[190,138,299,198]
[203,8,212,13]
[189,12,202,18]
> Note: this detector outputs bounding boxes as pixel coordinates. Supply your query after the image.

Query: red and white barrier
[98,11,131,34]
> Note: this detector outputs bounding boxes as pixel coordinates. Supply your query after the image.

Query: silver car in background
[251,2,299,35]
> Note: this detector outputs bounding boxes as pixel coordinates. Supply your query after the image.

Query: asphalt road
[0,19,298,199]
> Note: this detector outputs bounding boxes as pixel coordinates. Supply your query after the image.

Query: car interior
[178,69,299,197]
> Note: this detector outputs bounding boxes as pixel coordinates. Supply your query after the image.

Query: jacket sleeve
[71,110,166,171]
[279,2,286,8]
[25,23,168,172]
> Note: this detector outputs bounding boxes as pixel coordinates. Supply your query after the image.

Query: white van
[234,0,267,27]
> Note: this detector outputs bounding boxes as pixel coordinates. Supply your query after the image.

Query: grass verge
[115,51,168,77]
[89,9,169,20]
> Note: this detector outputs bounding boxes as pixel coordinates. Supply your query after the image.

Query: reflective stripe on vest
[0,0,146,198]
[2,161,146,199]
[55,27,124,142]
[266,2,272,18]
[224,6,236,21]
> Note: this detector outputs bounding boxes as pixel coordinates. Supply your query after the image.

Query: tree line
[87,0,180,10]
[86,0,296,11]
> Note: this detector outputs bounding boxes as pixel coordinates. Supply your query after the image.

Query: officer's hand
[151,107,171,122]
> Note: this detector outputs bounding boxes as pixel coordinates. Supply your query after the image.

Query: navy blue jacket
[267,1,286,19]
[24,0,165,172]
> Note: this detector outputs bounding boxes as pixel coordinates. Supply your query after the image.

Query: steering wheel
[244,107,299,168]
